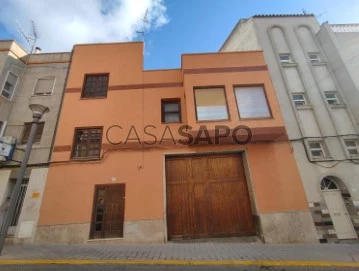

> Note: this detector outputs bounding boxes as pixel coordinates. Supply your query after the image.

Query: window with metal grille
[194,87,229,121]
[324,92,340,105]
[345,140,359,157]
[82,74,109,98]
[10,178,29,227]
[292,93,308,106]
[308,141,326,158]
[34,77,55,95]
[21,122,45,144]
[234,86,271,119]
[1,72,18,100]
[161,99,181,123]
[72,128,102,158]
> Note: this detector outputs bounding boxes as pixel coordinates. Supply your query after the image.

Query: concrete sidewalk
[0,242,358,268]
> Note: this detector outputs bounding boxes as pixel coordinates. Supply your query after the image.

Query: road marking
[0,259,358,267]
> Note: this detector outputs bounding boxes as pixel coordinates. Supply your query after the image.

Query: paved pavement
[0,242,358,270]
[1,242,358,262]
[0,265,355,271]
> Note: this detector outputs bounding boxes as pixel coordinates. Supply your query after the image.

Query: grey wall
[317,23,359,125]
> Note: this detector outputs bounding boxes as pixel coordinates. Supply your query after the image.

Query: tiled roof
[253,14,315,18]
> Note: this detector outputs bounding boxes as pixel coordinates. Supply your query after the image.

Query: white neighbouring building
[0,40,70,244]
[221,14,359,243]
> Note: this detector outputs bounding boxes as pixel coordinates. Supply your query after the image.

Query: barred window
[72,128,102,158]
[82,74,109,98]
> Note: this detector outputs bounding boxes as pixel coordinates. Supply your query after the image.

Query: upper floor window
[279,54,292,63]
[82,74,109,98]
[292,93,308,106]
[344,140,359,157]
[308,53,320,63]
[1,72,18,100]
[194,87,229,121]
[161,99,181,123]
[21,122,45,144]
[324,91,340,105]
[234,86,271,119]
[34,77,55,95]
[308,141,327,158]
[72,128,102,159]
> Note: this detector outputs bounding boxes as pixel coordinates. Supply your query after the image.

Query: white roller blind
[235,86,270,118]
[34,78,55,95]
[195,88,229,121]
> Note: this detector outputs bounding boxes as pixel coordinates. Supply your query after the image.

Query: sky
[0,0,358,70]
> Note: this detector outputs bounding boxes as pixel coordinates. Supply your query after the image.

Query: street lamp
[0,104,49,254]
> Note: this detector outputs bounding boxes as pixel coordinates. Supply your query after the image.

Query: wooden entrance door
[90,184,126,239]
[166,154,254,240]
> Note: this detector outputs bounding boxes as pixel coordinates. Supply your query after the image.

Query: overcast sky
[0,0,358,69]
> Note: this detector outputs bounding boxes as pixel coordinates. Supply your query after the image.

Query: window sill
[31,94,52,97]
[329,104,346,109]
[296,105,313,110]
[80,97,107,100]
[281,63,297,67]
[196,119,230,123]
[239,116,273,120]
[71,157,101,162]
[310,156,333,162]
[161,121,183,124]
[312,62,327,66]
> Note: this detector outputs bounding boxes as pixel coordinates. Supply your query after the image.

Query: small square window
[21,122,45,144]
[1,72,18,100]
[345,140,359,157]
[161,99,181,123]
[34,77,55,95]
[308,53,320,63]
[324,92,340,105]
[72,128,102,158]
[308,141,326,158]
[279,54,292,63]
[292,93,308,106]
[82,74,109,98]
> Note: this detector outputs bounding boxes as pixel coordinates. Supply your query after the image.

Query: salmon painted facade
[35,42,317,244]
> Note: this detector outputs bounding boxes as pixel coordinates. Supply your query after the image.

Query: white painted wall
[14,167,48,243]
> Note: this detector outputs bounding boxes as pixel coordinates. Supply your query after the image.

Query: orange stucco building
[36,42,317,244]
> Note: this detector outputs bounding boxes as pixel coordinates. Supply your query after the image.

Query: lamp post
[0,104,49,254]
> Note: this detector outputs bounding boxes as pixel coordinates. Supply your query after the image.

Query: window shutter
[195,88,228,121]
[34,78,55,94]
[235,86,271,118]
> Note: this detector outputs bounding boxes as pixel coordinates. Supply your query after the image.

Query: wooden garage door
[166,154,254,240]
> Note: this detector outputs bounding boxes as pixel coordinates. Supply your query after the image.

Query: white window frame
[0,121,6,137]
[1,71,19,100]
[279,54,292,63]
[324,91,340,105]
[308,141,327,159]
[344,139,359,157]
[292,93,308,106]
[308,53,320,63]
[33,76,56,96]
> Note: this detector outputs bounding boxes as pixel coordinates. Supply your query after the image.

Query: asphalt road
[0,265,355,271]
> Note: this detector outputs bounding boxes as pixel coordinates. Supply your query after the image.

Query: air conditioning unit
[0,136,16,145]
[0,136,16,161]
